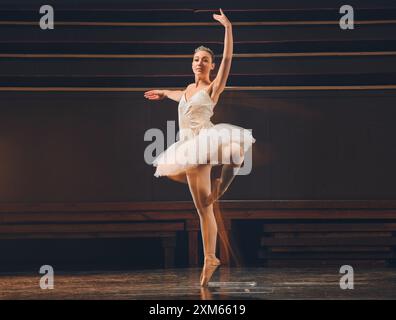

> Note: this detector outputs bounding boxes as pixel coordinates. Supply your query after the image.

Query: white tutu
[152,89,256,177]
[153,123,256,177]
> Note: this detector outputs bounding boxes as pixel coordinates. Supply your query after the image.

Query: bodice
[178,89,216,141]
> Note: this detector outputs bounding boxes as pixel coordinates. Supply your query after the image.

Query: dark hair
[194,45,215,63]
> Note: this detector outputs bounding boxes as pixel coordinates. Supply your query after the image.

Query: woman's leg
[186,164,220,286]
[206,142,244,206]
[186,164,217,259]
[167,172,188,184]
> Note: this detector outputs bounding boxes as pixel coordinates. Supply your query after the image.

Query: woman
[144,9,256,286]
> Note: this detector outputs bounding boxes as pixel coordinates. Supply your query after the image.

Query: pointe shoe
[199,261,217,284]
[204,178,222,206]
[200,257,221,287]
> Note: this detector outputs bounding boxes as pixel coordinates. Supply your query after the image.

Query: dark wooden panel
[0,91,154,202]
[259,250,394,259]
[0,231,178,239]
[226,210,396,219]
[263,223,396,232]
[270,246,393,252]
[1,199,396,212]
[258,218,396,267]
[1,24,396,42]
[1,86,396,202]
[1,7,395,23]
[0,222,184,233]
[271,231,393,238]
[2,56,396,76]
[4,90,396,201]
[0,0,395,10]
[0,200,395,267]
[266,259,389,267]
[0,0,395,203]
[1,40,394,55]
[1,73,395,88]
[261,237,396,246]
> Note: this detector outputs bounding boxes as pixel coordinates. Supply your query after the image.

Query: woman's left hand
[213,8,231,28]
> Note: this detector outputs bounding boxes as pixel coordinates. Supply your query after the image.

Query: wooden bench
[0,204,185,268]
[216,200,396,267]
[1,200,395,267]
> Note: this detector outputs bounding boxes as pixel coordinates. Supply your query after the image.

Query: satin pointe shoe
[200,256,221,287]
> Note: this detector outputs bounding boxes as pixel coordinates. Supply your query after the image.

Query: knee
[196,206,211,217]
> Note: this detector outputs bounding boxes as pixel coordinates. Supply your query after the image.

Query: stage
[0,267,395,300]
[1,0,396,305]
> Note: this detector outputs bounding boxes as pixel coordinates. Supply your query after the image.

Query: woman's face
[192,51,214,77]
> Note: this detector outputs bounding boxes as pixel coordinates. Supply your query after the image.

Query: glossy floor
[0,267,395,300]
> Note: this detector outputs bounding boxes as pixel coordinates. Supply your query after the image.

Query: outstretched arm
[211,8,233,99]
[144,89,184,102]
[165,90,184,102]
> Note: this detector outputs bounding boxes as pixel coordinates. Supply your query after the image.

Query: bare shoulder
[181,83,192,95]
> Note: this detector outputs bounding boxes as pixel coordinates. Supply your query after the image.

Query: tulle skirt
[153,123,256,177]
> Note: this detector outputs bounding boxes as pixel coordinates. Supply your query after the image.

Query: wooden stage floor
[0,267,395,300]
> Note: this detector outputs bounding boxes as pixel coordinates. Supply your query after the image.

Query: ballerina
[144,8,256,286]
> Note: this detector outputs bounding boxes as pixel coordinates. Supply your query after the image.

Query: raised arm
[211,9,233,100]
[144,89,184,102]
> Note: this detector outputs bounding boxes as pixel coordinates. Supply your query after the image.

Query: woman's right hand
[144,89,166,100]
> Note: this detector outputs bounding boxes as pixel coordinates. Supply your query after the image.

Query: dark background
[0,0,395,270]
[0,0,395,202]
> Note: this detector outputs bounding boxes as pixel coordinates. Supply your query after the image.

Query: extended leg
[206,142,244,206]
